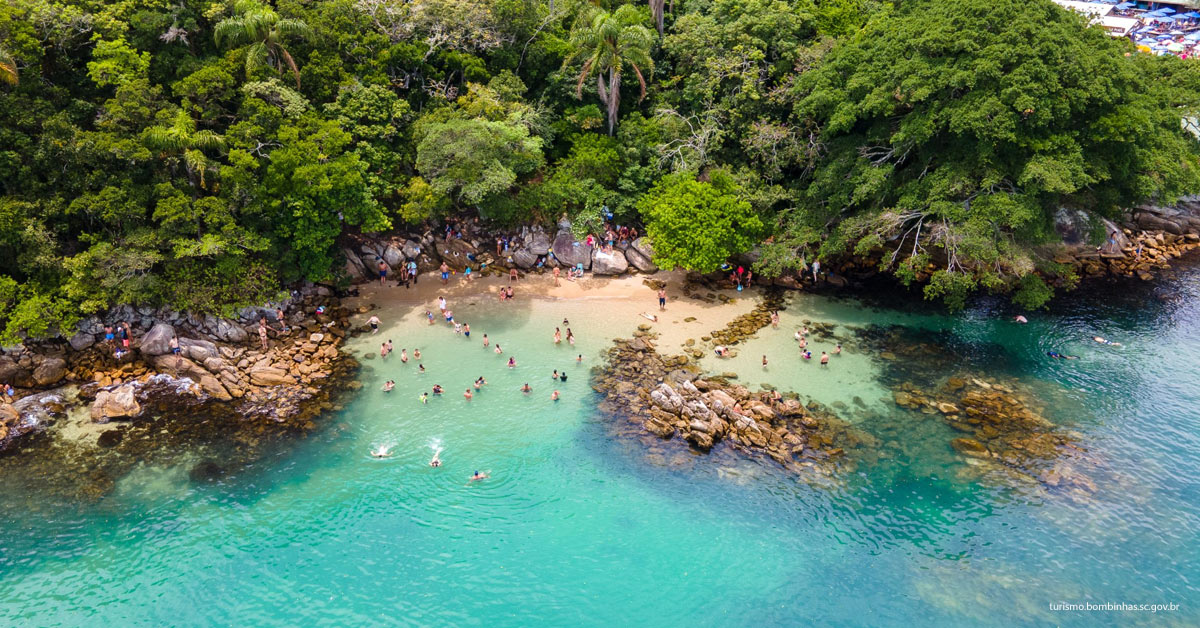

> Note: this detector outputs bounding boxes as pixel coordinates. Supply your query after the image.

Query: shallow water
[1,265,1198,626]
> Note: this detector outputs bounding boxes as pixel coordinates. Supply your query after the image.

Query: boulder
[343,247,368,280]
[249,365,292,386]
[0,403,18,423]
[552,232,592,270]
[213,319,248,343]
[139,322,175,356]
[434,238,478,270]
[197,375,232,400]
[69,331,97,351]
[512,249,538,270]
[90,384,142,421]
[383,243,405,268]
[624,246,658,273]
[180,337,220,363]
[527,231,551,255]
[951,437,990,459]
[630,237,655,264]
[32,358,67,387]
[402,239,422,260]
[0,356,23,384]
[591,248,629,275]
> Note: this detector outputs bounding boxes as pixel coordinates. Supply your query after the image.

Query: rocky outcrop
[625,245,658,273]
[139,323,175,356]
[593,333,863,474]
[552,231,592,269]
[591,248,629,275]
[90,384,142,421]
[32,358,67,387]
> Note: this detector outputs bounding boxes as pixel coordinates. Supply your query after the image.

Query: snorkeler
[469,470,489,482]
[1047,352,1080,360]
[371,444,392,458]
[1093,336,1122,346]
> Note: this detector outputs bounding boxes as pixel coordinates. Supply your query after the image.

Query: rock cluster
[893,375,1097,495]
[1056,230,1200,282]
[593,334,865,474]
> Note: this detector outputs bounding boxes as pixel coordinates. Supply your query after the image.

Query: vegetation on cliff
[1,0,1198,342]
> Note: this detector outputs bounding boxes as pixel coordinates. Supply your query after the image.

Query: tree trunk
[606,69,621,136]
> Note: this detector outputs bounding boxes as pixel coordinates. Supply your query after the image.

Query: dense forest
[2,0,1199,342]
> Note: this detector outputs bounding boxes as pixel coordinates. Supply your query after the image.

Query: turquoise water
[1,266,1199,627]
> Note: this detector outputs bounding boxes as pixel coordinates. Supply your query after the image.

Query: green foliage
[563,4,656,135]
[638,170,765,272]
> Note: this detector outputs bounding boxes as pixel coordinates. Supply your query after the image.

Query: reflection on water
[1,260,1199,626]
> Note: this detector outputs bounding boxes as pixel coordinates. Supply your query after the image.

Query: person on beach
[426,311,435,325]
[820,351,830,365]
[470,471,489,482]
[834,344,842,355]
[119,322,131,350]
[258,319,269,350]
[464,265,472,281]
[378,259,388,286]
[432,384,443,394]
[640,313,658,322]
[554,328,561,344]
[553,266,561,286]
[408,259,418,284]
[762,355,768,368]
[508,357,517,368]
[368,315,381,334]
[440,262,450,284]
[510,267,519,281]
[483,334,490,347]
[464,389,473,400]
[104,325,115,349]
[383,380,394,392]
[438,296,447,312]
[715,346,728,357]
[1014,315,1028,324]
[521,383,532,393]
[566,329,574,345]
[400,348,408,363]
[658,287,667,311]
[495,344,503,354]
[551,390,560,401]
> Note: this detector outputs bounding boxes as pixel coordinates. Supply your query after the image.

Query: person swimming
[432,384,443,394]
[470,470,489,482]
[371,444,392,458]
[420,392,428,404]
[382,380,394,392]
[419,363,425,373]
[464,389,473,400]
[552,370,559,379]
[1014,315,1028,324]
[559,372,567,382]
[714,346,728,357]
[576,354,583,363]
[508,357,516,368]
[495,344,503,354]
[521,383,532,393]
[1047,351,1079,360]
[551,390,560,401]
[1093,336,1122,346]
[430,451,441,467]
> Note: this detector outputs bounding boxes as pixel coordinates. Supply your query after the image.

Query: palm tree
[214,0,312,87]
[564,5,655,136]
[143,111,226,190]
[0,46,17,86]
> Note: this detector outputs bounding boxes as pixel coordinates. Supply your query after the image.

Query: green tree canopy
[637,170,765,272]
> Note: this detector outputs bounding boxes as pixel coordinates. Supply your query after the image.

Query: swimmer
[495,344,503,354]
[1047,352,1080,360]
[794,330,802,342]
[368,315,381,334]
[799,337,807,349]
[640,312,658,322]
[551,390,560,401]
[1014,315,1028,324]
[559,372,567,382]
[380,342,389,359]
[382,380,394,392]
[762,355,768,368]
[834,343,842,355]
[420,392,428,404]
[454,322,462,334]
[820,351,829,365]
[771,311,780,328]
[483,334,490,347]
[400,349,408,363]
[430,451,441,467]
[803,350,812,360]
[802,326,809,336]
[419,363,425,373]
[554,328,561,344]
[414,349,421,359]
[469,470,489,482]
[508,357,517,368]
[371,445,392,458]
[464,389,473,400]
[521,383,532,393]
[552,370,559,380]
[563,318,569,326]
[577,354,583,363]
[1093,336,1122,346]
[475,376,488,388]
[432,384,443,394]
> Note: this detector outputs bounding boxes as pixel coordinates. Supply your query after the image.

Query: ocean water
[0,265,1198,627]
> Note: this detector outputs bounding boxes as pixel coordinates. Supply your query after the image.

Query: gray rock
[630,237,655,263]
[527,232,551,255]
[625,246,658,273]
[343,248,368,280]
[139,323,176,356]
[512,249,538,269]
[402,239,422,260]
[68,331,96,352]
[591,248,629,275]
[552,231,592,270]
[180,337,220,363]
[213,319,248,343]
[383,244,404,268]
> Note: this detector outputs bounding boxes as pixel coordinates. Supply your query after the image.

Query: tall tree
[564,5,655,135]
[0,46,16,85]
[215,0,313,87]
[650,0,666,35]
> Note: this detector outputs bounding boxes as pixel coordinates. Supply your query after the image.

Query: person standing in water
[483,334,490,348]
[368,315,381,334]
[554,328,562,344]
[400,348,408,363]
[820,351,830,365]
[566,329,575,345]
[464,389,473,400]
[551,390,560,401]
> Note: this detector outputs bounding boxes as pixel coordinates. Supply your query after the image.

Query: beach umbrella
[1145,9,1167,15]
[1168,42,1186,51]
[1185,11,1200,18]
[1155,33,1174,38]
[1160,6,1176,14]
[1116,2,1135,7]
[1151,15,1175,22]
[1186,31,1200,40]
